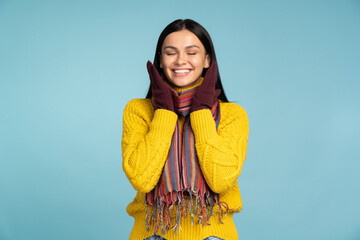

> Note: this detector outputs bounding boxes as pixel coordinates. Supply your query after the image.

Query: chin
[172,82,193,88]
[170,78,199,88]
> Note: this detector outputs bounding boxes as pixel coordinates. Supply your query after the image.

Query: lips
[172,69,192,76]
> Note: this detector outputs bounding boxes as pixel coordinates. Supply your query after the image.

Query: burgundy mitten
[146,61,174,112]
[190,61,221,112]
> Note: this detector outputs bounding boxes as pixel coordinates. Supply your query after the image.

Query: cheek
[192,58,207,70]
[162,56,174,68]
[195,54,207,65]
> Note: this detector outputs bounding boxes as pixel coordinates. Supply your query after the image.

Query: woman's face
[160,29,210,89]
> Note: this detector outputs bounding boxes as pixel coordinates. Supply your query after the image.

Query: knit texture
[122,96,249,240]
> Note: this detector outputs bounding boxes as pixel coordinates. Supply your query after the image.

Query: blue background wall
[1,0,359,239]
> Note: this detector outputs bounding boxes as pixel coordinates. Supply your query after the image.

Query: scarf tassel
[145,189,229,235]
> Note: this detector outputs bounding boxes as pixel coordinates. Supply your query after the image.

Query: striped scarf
[145,82,227,235]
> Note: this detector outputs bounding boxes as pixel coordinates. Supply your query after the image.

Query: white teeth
[174,69,190,74]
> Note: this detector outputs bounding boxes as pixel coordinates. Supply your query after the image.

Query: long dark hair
[145,19,229,102]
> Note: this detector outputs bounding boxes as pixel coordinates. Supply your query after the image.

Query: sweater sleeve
[122,99,178,193]
[190,102,249,194]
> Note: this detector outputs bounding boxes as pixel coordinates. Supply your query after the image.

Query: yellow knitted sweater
[122,91,249,240]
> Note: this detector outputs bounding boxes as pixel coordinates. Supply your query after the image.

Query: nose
[175,52,187,65]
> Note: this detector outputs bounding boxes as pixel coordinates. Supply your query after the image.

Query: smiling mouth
[172,69,192,76]
[174,69,190,73]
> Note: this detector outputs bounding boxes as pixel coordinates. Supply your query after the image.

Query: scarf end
[145,190,230,235]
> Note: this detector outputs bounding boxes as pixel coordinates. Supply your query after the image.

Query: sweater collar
[166,78,203,117]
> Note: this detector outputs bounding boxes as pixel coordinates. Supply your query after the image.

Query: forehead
[162,29,205,49]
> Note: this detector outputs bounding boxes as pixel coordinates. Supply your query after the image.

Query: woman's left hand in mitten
[190,61,221,112]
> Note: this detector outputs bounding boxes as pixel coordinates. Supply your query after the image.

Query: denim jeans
[144,236,223,240]
[144,236,166,240]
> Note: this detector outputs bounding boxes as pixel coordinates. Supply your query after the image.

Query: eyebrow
[163,45,200,50]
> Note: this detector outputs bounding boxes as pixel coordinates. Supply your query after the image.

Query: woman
[122,19,249,240]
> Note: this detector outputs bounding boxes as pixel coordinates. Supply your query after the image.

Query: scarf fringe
[145,189,230,235]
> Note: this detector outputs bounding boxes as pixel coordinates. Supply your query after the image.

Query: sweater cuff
[190,109,218,142]
[148,109,178,139]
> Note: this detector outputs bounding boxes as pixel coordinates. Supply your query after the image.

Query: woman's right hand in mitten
[146,61,174,112]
